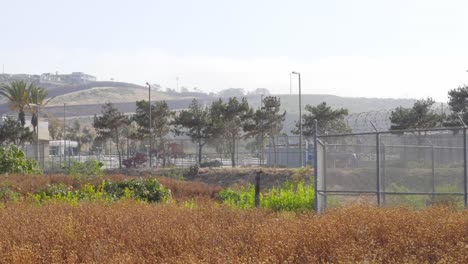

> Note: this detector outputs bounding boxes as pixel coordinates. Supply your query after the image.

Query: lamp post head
[146,82,150,86]
[291,71,300,75]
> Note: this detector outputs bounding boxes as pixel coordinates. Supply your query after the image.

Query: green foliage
[63,160,104,178]
[220,180,315,212]
[133,100,174,167]
[293,102,350,137]
[387,183,428,209]
[387,183,463,209]
[447,85,468,125]
[0,80,32,126]
[33,178,171,204]
[173,99,215,164]
[93,102,130,168]
[0,145,41,174]
[432,184,464,209]
[0,117,33,146]
[243,96,286,158]
[27,85,53,133]
[210,97,252,167]
[33,183,107,204]
[102,178,171,202]
[0,185,20,202]
[390,98,444,130]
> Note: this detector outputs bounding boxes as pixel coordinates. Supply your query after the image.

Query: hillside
[0,78,425,133]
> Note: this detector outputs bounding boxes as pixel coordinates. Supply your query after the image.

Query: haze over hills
[0,72,420,114]
[0,72,431,132]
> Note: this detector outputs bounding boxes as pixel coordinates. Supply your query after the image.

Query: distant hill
[0,77,430,132]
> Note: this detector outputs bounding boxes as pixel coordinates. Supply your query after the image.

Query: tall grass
[0,202,466,263]
[220,180,315,211]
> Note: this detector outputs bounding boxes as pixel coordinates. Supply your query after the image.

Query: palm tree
[0,80,32,126]
[27,86,54,134]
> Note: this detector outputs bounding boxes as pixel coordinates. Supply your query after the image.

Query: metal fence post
[376,132,381,206]
[313,119,318,212]
[255,170,261,208]
[370,122,381,206]
[431,145,435,202]
[382,143,386,205]
[456,114,467,208]
[464,127,468,208]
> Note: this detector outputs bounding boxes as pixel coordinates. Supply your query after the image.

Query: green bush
[102,178,171,202]
[63,160,104,178]
[33,178,171,204]
[220,180,315,212]
[0,185,20,202]
[0,145,41,175]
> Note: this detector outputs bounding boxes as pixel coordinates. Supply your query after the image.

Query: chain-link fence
[315,127,468,211]
[38,135,310,171]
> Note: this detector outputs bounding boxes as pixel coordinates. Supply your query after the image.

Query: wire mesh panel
[316,128,468,211]
[381,130,465,208]
[317,134,378,208]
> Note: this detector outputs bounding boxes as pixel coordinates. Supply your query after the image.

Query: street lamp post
[146,82,152,168]
[291,71,303,167]
[63,103,66,165]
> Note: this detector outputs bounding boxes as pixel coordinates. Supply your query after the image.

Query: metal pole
[382,143,386,205]
[376,132,382,206]
[261,94,264,167]
[289,73,292,95]
[36,92,40,166]
[464,128,468,208]
[298,73,303,167]
[370,121,381,206]
[63,103,66,165]
[255,170,261,208]
[457,114,467,208]
[146,83,152,168]
[313,119,318,212]
[291,71,303,167]
[431,145,435,202]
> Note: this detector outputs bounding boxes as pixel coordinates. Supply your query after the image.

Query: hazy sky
[2,0,468,101]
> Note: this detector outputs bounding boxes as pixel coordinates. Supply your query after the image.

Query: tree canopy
[173,99,216,164]
[293,102,349,136]
[447,85,468,126]
[0,80,34,126]
[210,97,252,167]
[93,102,130,168]
[390,98,443,130]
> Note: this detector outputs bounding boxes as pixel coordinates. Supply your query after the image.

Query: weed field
[0,174,467,263]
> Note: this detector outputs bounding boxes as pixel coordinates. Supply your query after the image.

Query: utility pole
[291,71,303,167]
[146,83,152,168]
[63,103,66,165]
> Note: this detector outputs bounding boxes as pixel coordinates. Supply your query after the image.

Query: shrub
[220,180,315,212]
[63,160,104,178]
[33,178,171,204]
[199,160,223,168]
[0,185,20,202]
[122,152,148,168]
[102,178,171,202]
[0,145,41,175]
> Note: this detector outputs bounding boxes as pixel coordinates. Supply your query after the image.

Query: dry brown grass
[0,202,466,263]
[156,177,222,201]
